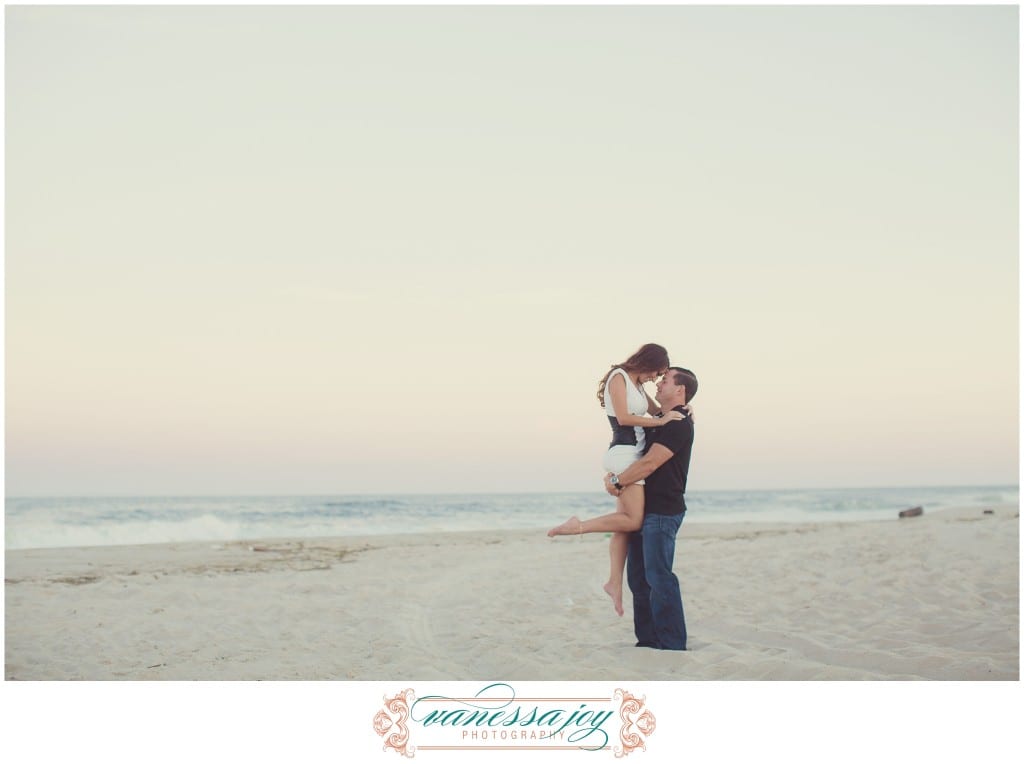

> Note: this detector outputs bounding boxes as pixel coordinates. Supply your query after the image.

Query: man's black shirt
[642,405,694,516]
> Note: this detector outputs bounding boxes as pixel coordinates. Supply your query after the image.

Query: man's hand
[604,472,622,497]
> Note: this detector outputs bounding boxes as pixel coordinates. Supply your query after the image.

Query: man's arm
[604,443,674,495]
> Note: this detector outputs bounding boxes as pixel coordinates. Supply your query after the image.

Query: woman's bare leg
[547,484,645,537]
[603,487,644,616]
[546,486,644,615]
[604,533,629,616]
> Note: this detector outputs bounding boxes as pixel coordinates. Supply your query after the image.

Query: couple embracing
[549,343,697,652]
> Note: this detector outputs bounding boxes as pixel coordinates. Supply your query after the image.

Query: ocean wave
[6,485,1017,550]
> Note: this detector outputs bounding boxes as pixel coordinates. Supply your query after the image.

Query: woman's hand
[654,410,685,424]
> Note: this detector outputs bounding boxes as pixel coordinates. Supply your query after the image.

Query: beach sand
[5,505,1018,680]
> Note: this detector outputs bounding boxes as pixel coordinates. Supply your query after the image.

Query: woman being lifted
[548,342,685,616]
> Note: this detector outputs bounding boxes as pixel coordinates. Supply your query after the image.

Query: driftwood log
[898,506,923,518]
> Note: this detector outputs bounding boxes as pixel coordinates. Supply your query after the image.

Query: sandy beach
[5,505,1018,681]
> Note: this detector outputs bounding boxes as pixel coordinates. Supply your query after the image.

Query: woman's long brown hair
[596,343,670,407]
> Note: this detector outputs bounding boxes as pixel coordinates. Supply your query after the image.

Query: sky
[4,5,1019,495]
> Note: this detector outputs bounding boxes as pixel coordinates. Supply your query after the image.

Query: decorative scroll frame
[373,687,656,757]
[613,688,657,757]
[373,688,417,758]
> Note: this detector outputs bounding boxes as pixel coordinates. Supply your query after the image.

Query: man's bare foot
[603,581,624,616]
[547,516,582,537]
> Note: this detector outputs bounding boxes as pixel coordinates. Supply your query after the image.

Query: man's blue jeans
[627,512,686,650]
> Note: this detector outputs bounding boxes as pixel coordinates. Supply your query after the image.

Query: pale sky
[5,5,1019,495]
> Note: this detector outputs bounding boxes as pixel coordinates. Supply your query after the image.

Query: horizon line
[4,482,1019,500]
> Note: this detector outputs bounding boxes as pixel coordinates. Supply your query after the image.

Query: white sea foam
[4,486,1017,550]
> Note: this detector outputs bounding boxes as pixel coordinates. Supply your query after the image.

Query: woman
[548,343,683,616]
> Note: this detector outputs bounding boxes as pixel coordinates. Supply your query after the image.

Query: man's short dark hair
[669,367,698,403]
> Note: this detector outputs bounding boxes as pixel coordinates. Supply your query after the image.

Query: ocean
[4,485,1017,551]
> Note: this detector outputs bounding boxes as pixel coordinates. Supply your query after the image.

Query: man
[604,367,697,651]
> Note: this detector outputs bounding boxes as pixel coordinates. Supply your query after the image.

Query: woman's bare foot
[603,581,624,617]
[547,516,582,537]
